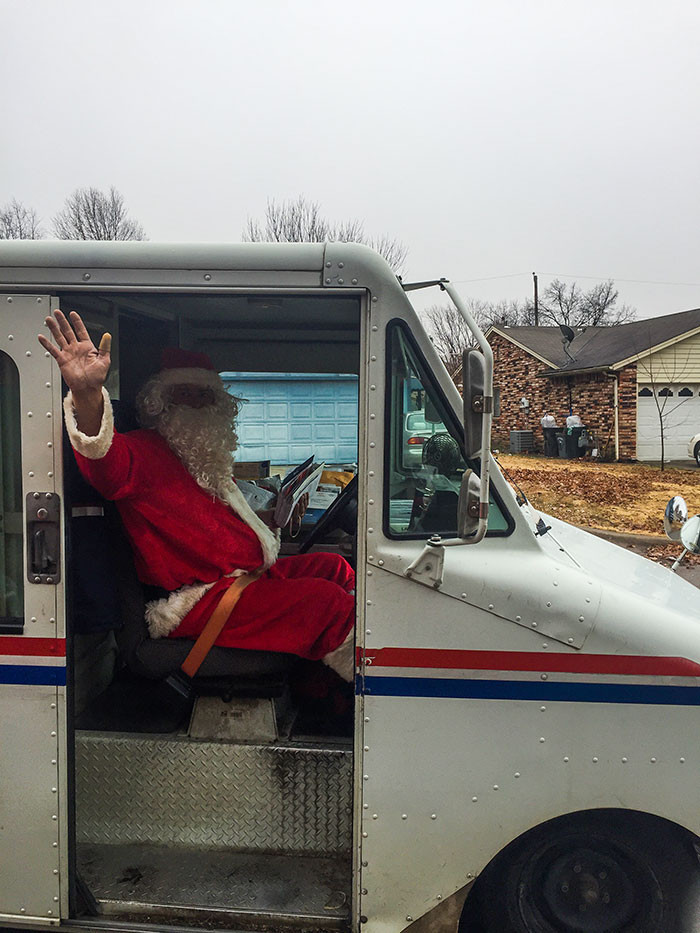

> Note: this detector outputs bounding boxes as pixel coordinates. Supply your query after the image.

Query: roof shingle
[490,307,700,373]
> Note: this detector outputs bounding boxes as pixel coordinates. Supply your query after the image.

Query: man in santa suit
[38,310,355,681]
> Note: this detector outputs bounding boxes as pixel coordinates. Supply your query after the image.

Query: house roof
[488,307,700,375]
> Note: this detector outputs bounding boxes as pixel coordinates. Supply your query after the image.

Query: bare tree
[423,303,475,376]
[423,298,532,374]
[537,279,635,327]
[0,199,44,239]
[243,196,407,275]
[53,187,147,241]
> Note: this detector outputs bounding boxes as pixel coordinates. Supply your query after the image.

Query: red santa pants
[171,552,355,660]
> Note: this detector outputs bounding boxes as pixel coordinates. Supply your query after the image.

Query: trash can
[565,426,587,459]
[542,427,560,458]
[556,433,567,458]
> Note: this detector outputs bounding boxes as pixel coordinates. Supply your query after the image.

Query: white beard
[155,402,239,498]
[152,399,281,573]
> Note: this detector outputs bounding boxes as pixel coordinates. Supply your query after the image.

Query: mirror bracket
[458,469,483,537]
[405,536,445,589]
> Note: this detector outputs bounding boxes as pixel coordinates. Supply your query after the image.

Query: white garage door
[636,383,700,461]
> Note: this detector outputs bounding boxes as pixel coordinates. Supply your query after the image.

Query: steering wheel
[298,476,358,554]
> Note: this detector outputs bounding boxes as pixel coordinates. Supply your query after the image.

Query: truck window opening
[384,321,510,538]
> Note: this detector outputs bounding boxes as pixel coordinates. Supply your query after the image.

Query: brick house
[482,307,700,461]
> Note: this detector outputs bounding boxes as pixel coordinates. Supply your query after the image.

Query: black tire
[460,811,700,933]
[694,442,700,467]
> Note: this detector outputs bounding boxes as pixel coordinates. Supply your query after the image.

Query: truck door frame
[0,293,69,927]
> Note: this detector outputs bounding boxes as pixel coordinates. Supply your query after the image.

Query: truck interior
[56,289,363,930]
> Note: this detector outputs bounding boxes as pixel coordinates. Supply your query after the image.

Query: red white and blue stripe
[359,648,700,706]
[0,636,66,686]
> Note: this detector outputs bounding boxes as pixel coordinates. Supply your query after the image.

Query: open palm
[38,310,111,393]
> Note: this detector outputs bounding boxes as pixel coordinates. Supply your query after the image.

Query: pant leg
[269,552,355,592]
[172,551,355,662]
[191,572,353,660]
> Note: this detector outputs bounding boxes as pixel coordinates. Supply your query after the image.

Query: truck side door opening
[57,290,361,928]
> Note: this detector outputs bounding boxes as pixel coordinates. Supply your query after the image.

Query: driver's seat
[111,515,296,697]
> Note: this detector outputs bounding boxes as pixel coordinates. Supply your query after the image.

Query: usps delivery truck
[1,241,700,933]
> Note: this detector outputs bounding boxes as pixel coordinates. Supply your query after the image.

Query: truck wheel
[694,442,700,467]
[460,811,700,933]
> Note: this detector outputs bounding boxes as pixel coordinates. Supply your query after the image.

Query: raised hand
[38,309,111,396]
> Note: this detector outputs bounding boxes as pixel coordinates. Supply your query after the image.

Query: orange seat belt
[180,569,263,679]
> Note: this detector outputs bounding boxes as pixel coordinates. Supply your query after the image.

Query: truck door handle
[32,528,56,574]
[26,493,61,584]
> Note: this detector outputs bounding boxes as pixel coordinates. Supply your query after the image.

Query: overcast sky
[3,0,699,320]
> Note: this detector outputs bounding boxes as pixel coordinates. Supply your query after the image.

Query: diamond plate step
[76,733,353,855]
[78,842,351,930]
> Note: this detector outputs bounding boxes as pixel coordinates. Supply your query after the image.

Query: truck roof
[0,240,327,271]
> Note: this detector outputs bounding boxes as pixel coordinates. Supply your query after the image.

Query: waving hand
[38,310,111,394]
[38,310,111,436]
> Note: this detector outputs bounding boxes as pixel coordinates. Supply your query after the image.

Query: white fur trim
[157,368,222,388]
[219,482,281,570]
[322,629,355,682]
[145,581,215,638]
[63,387,114,460]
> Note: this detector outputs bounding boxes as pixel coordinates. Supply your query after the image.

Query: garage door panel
[636,385,700,461]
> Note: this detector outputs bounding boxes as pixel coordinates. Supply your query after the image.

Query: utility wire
[451,271,700,288]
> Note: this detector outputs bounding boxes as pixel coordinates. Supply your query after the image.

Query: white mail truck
[1,241,700,933]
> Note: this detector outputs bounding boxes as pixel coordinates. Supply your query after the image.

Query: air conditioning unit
[509,430,534,453]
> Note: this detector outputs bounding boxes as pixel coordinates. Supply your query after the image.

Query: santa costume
[63,350,355,681]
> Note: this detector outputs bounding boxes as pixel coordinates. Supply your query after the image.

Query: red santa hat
[157,347,222,389]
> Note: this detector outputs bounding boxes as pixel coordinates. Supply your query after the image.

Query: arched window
[658,387,674,397]
[679,387,693,397]
[638,387,653,397]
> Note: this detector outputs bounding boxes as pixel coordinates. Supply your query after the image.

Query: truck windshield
[385,322,509,537]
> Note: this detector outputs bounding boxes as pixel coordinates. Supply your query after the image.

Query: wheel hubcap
[540,848,636,931]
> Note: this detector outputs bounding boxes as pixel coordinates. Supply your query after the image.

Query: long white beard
[155,403,239,498]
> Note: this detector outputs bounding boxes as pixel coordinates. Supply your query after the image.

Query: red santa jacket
[64,388,280,598]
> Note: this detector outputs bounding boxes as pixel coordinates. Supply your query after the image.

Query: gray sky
[3,0,700,320]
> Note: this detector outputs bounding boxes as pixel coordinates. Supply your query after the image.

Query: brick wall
[489,333,637,459]
[617,363,637,459]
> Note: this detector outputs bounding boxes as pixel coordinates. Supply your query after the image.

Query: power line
[451,271,700,288]
[452,272,530,284]
[541,272,700,288]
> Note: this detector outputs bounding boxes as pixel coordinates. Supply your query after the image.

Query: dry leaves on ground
[645,543,700,567]
[497,454,700,536]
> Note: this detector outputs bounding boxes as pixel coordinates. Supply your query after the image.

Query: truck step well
[77,843,350,930]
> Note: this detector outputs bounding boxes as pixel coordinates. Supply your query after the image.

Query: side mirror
[681,515,700,554]
[664,496,688,542]
[462,348,499,459]
[457,468,481,537]
[462,348,485,459]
